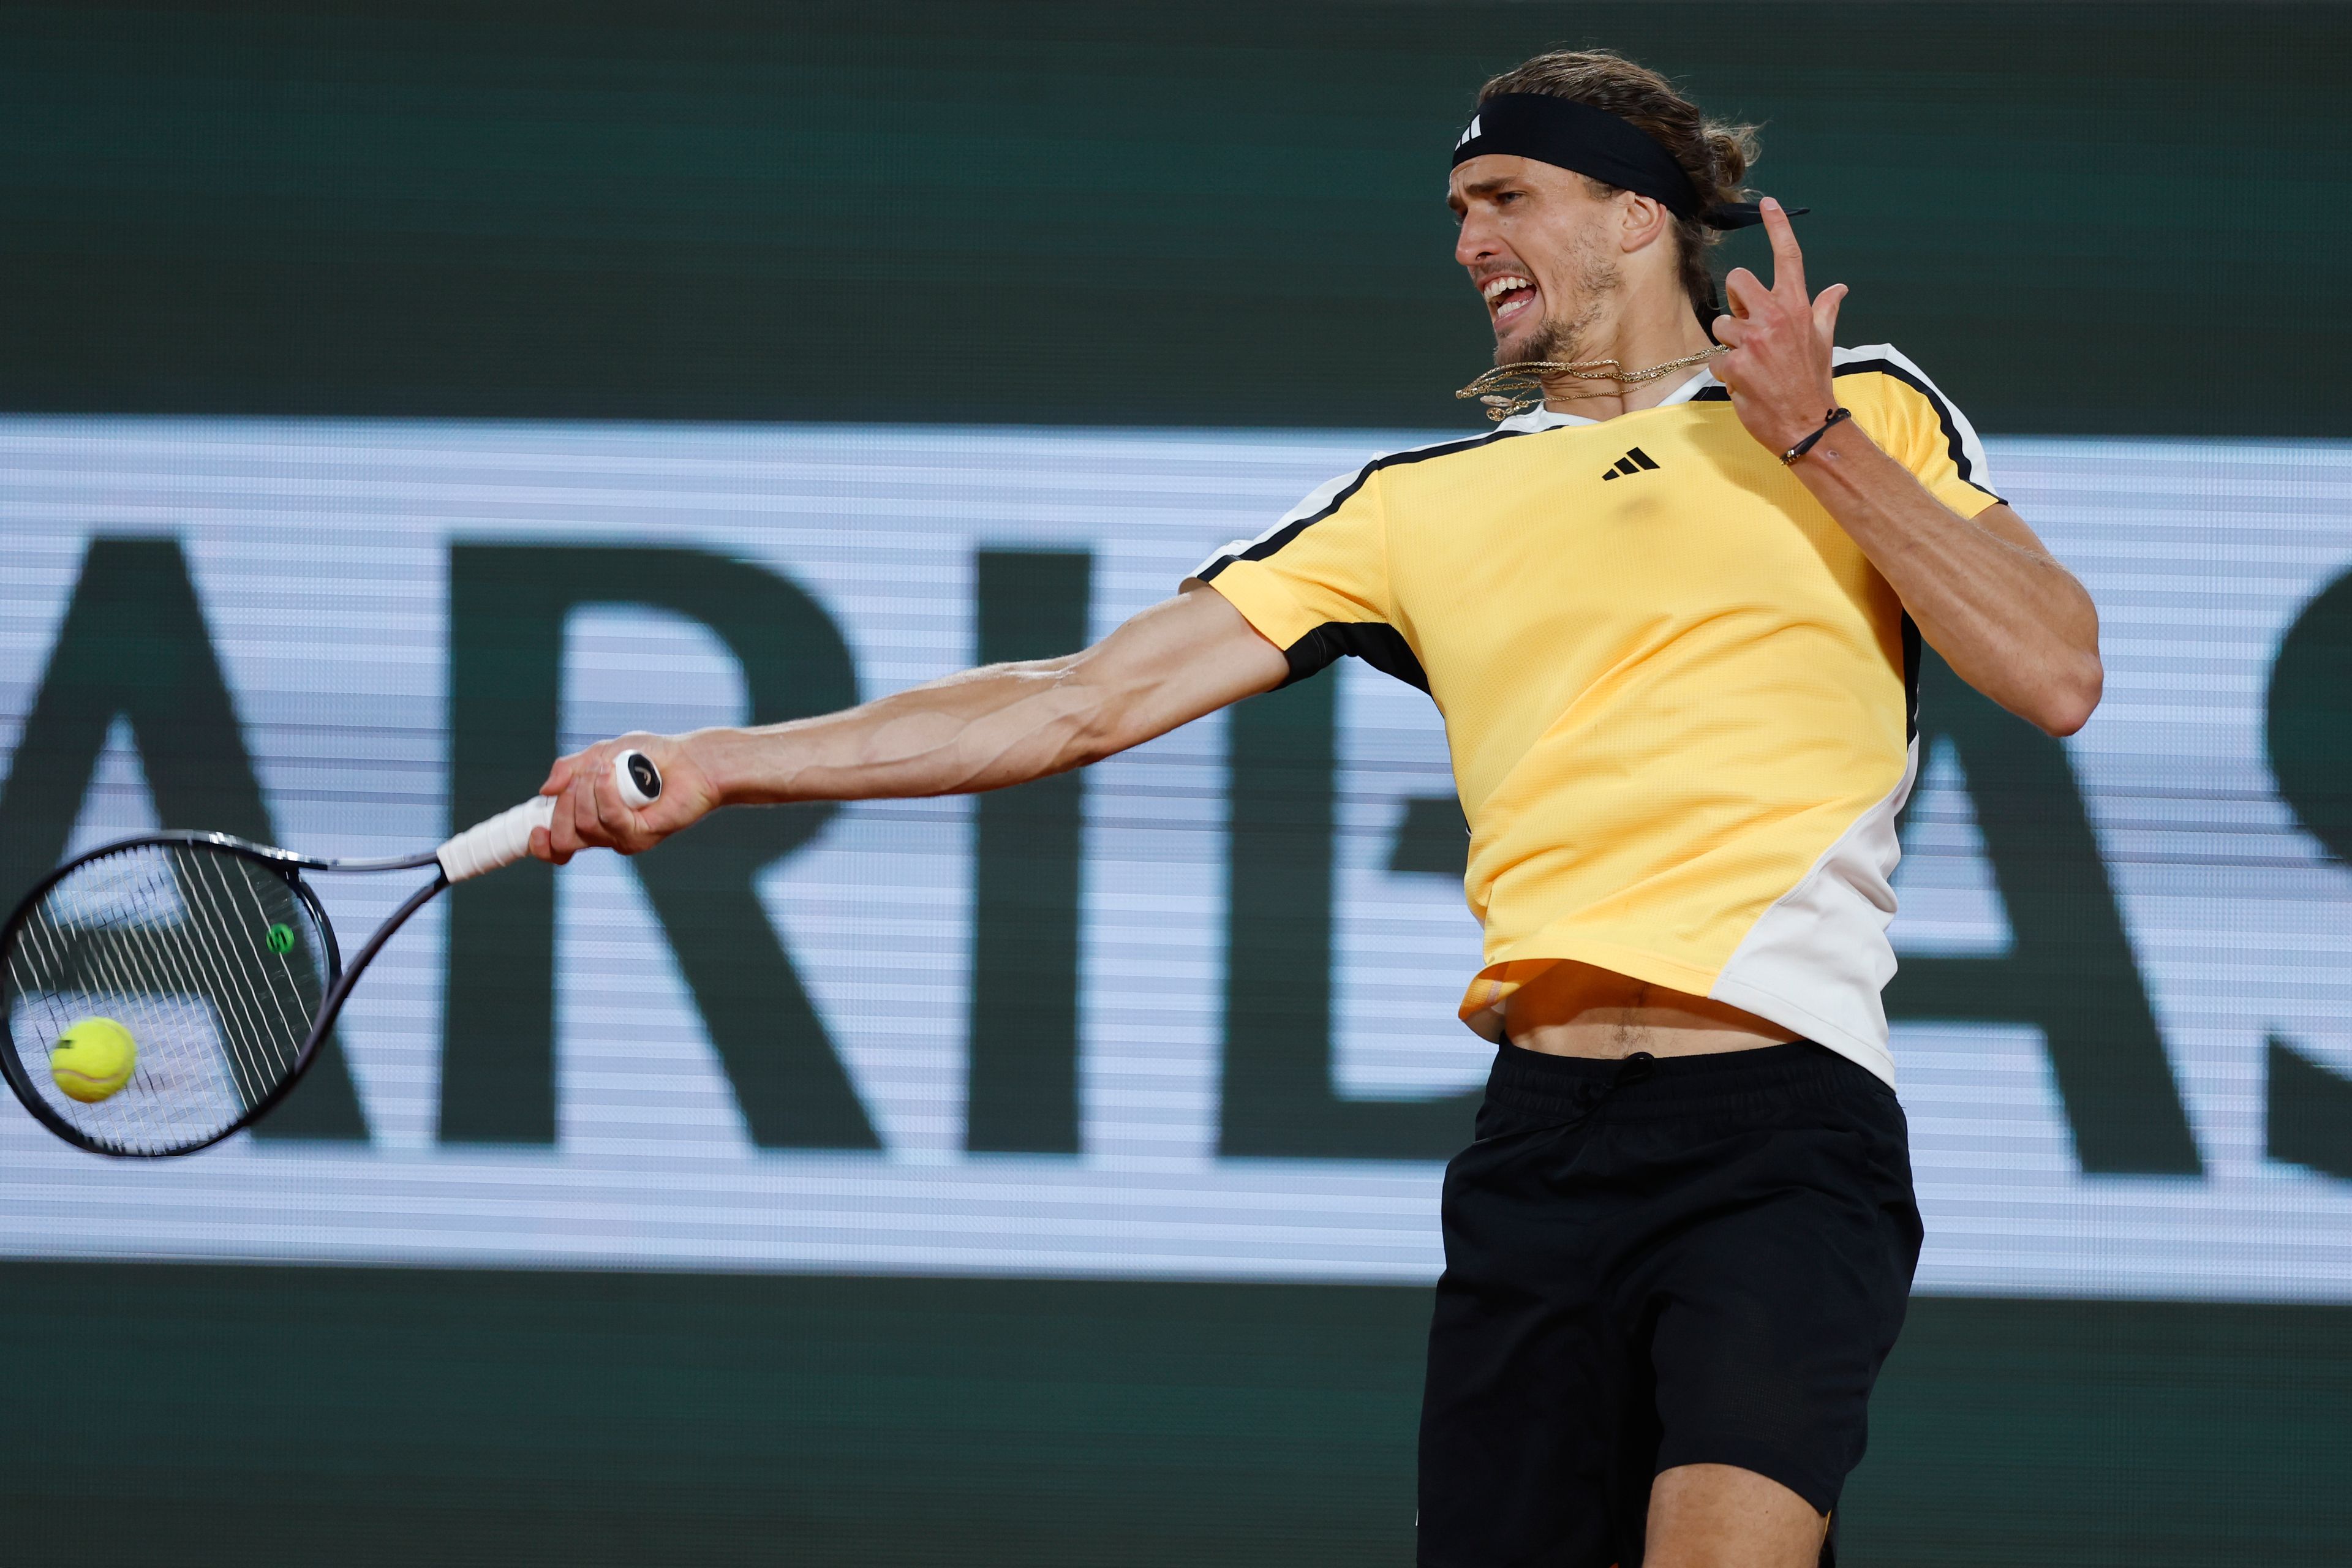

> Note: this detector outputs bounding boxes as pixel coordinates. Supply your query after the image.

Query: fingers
[532,752,582,863]
[1811,281,1849,346]
[540,762,586,862]
[529,823,569,867]
[540,750,580,799]
[1709,205,1840,455]
[540,740,615,862]
[1722,266,1765,318]
[1760,197,1806,297]
[572,740,613,852]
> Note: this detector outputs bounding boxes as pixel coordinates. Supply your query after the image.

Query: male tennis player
[531,50,2098,1568]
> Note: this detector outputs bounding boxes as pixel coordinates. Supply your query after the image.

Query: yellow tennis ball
[51,1017,137,1104]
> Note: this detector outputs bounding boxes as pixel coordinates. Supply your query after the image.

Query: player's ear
[1619,191,1670,254]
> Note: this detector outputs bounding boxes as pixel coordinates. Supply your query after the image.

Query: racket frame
[3,748,658,1156]
[0,829,453,1157]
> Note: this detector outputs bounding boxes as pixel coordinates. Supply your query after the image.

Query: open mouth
[1482,273,1539,328]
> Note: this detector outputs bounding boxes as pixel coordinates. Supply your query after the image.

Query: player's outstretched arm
[530,583,1290,862]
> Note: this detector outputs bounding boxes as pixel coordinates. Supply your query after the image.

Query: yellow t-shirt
[1191,345,2003,1085]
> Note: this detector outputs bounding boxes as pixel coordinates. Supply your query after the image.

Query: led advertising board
[3,419,2349,1298]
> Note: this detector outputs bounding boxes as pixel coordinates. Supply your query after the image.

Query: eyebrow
[1447,173,1521,214]
[1455,176,1518,200]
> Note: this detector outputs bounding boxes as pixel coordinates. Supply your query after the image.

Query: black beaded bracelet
[1781,406,1853,465]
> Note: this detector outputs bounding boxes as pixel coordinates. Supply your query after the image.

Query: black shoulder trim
[1830,356,2001,500]
[1193,425,1534,583]
[1281,622,1430,693]
[1692,360,2003,503]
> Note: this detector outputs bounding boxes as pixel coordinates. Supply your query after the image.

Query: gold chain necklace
[1455,344,1728,422]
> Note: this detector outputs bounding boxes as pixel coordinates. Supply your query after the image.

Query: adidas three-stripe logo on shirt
[1601,447,1660,481]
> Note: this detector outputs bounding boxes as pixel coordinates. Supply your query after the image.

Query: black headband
[1450,94,1801,232]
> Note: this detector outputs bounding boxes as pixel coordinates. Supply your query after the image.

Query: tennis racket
[0,750,664,1158]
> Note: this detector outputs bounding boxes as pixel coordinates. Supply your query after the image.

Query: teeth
[1482,275,1533,302]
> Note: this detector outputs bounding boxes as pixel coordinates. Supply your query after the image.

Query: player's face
[1449,156,1621,364]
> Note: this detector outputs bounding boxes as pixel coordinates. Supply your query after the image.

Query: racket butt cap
[614,750,663,809]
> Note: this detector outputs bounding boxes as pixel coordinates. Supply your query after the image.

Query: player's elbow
[2032,648,2103,737]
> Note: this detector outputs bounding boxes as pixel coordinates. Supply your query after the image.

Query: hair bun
[1701,122,1758,207]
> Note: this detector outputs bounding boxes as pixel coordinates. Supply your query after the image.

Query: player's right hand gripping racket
[0,750,664,1158]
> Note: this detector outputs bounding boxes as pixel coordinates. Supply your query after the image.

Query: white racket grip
[437,796,557,882]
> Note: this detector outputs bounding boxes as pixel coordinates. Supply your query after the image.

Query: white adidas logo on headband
[1455,114,1480,149]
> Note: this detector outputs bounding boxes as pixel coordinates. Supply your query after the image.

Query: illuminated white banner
[2,418,2350,1299]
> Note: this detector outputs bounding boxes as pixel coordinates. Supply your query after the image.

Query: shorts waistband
[1484,1039,1880,1122]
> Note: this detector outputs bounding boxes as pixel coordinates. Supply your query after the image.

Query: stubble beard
[1495,239,1621,369]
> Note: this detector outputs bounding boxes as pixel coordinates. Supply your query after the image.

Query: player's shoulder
[1280,424,1534,522]
[1342,423,1539,489]
[1830,342,1996,494]
[1191,426,1530,579]
[1829,343,1971,421]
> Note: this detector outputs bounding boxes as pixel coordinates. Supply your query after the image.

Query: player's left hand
[1709,198,1847,456]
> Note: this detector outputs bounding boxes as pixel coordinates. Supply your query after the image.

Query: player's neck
[1538,296,1717,422]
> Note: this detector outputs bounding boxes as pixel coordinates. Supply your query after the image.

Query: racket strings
[20,849,266,1148]
[3,843,330,1155]
[173,852,296,1106]
[9,853,208,1153]
[10,856,194,1155]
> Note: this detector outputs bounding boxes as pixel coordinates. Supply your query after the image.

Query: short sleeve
[1188,464,1427,690]
[1836,345,2005,519]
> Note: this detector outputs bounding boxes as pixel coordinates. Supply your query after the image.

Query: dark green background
[3,1,2348,432]
[5,3,2350,1562]
[4,1264,2348,1567]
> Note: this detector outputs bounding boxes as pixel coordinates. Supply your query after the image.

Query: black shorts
[1417,1040,1923,1568]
